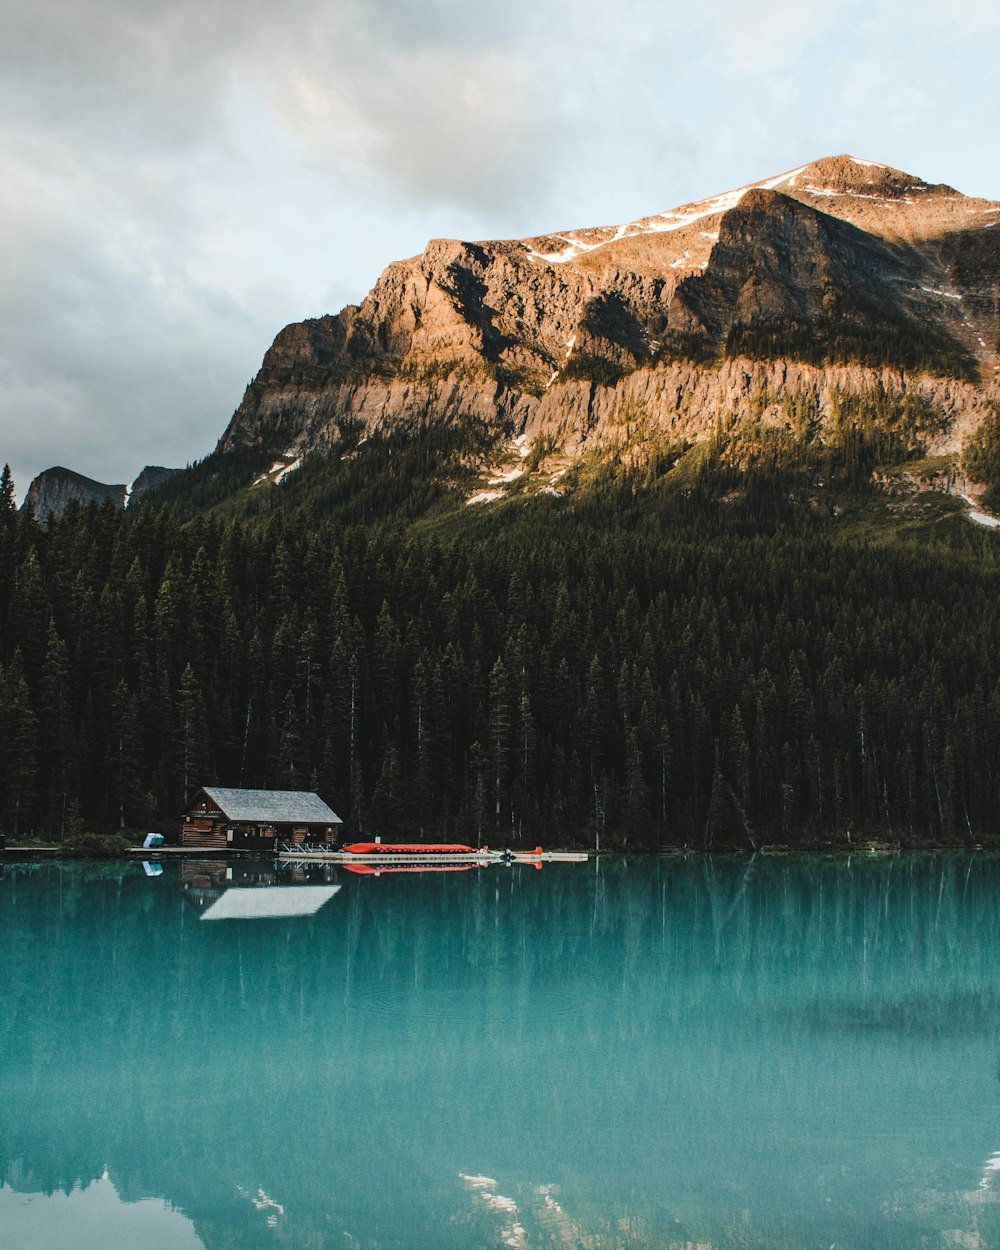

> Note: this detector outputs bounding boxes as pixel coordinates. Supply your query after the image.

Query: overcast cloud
[2,0,998,497]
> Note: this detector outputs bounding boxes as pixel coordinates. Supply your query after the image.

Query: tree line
[1,446,999,848]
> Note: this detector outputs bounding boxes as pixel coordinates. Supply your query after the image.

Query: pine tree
[0,651,39,836]
[621,726,648,844]
[369,724,402,835]
[487,656,511,835]
[176,663,210,803]
[410,656,434,832]
[278,689,303,789]
[109,679,143,829]
[41,621,73,836]
[0,464,15,523]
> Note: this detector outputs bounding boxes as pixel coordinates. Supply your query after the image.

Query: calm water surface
[3,853,1000,1249]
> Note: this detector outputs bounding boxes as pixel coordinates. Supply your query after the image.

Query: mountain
[22,467,128,520]
[9,161,1000,851]
[210,155,999,511]
[22,464,180,519]
[128,465,181,505]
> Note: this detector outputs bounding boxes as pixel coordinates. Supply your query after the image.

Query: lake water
[3,853,1000,1250]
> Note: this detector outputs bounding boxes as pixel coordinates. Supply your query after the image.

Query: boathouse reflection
[178,858,342,920]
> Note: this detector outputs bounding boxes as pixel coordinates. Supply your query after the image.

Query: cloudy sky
[2,0,998,497]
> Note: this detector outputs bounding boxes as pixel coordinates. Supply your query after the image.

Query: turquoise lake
[3,853,1000,1249]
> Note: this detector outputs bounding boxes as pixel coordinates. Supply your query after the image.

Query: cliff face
[128,465,180,505]
[22,465,179,519]
[22,467,128,520]
[217,156,1000,468]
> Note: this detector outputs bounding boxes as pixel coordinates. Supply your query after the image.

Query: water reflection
[0,1175,204,1250]
[1,854,1000,1248]
[199,886,340,920]
[175,857,343,921]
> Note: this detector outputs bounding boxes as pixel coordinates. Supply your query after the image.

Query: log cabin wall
[179,788,343,848]
[179,819,338,849]
[181,819,228,849]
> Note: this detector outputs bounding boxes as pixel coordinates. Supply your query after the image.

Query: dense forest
[2,418,999,850]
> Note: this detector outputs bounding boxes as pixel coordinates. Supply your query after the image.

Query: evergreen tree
[109,679,144,829]
[0,465,15,524]
[487,656,511,835]
[176,663,210,803]
[41,621,74,836]
[0,651,39,836]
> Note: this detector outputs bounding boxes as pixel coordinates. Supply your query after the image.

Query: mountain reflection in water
[2,854,1000,1250]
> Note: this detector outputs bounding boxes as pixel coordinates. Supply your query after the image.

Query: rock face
[218,156,1000,465]
[22,465,180,519]
[22,467,128,520]
[128,465,180,505]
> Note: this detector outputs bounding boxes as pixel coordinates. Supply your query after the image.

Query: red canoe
[341,842,487,856]
[340,862,483,875]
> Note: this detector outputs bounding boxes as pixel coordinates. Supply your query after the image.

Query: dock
[4,845,589,865]
[276,848,589,865]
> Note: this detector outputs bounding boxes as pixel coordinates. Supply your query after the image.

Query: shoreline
[4,837,1000,862]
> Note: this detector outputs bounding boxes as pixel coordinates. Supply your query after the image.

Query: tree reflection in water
[2,853,1000,1249]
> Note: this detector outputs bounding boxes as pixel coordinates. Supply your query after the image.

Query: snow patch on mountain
[525,162,816,264]
[802,184,916,205]
[253,454,303,487]
[521,156,958,268]
[962,494,1000,528]
[522,159,915,265]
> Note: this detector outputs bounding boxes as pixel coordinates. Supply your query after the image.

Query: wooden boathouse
[180,787,342,850]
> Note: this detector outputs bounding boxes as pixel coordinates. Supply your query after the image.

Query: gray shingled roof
[201,787,342,824]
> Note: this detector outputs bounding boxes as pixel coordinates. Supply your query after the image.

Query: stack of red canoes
[340,842,486,855]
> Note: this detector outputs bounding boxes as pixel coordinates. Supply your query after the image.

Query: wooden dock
[277,849,589,865]
[3,845,589,864]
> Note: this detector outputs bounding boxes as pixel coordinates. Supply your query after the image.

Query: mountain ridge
[206,155,999,518]
[9,165,1000,852]
[22,464,180,519]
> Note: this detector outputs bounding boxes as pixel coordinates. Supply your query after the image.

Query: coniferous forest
[1,426,999,851]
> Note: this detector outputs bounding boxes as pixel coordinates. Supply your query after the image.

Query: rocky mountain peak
[788,154,943,200]
[22,464,180,519]
[22,467,127,520]
[214,155,1000,505]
